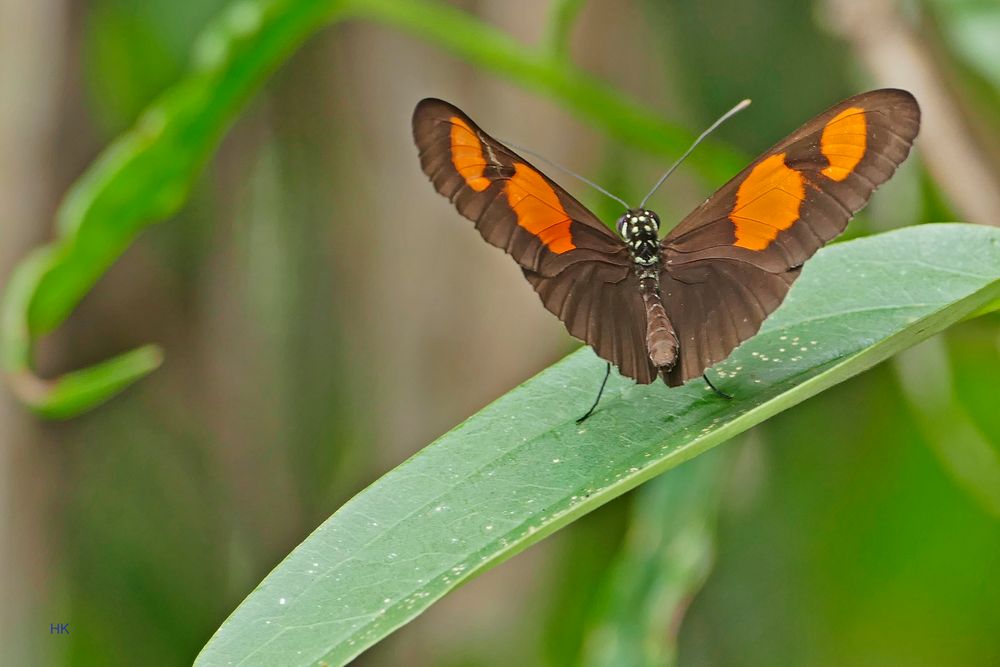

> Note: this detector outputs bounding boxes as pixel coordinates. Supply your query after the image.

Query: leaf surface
[197,224,1000,666]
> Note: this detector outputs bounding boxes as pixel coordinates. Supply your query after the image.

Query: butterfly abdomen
[618,209,678,375]
[640,278,679,373]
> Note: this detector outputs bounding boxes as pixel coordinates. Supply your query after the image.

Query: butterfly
[412,90,920,412]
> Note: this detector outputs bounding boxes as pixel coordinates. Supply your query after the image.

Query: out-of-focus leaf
[83,0,232,131]
[579,449,730,667]
[197,224,1000,666]
[895,336,1000,517]
[0,0,351,417]
[85,3,177,131]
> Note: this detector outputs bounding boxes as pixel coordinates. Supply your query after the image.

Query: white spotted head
[616,209,661,266]
[615,209,661,240]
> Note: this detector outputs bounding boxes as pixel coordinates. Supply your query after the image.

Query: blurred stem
[543,0,588,60]
[1,0,744,419]
[579,449,731,667]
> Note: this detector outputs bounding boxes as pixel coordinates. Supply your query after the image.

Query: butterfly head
[617,209,661,266]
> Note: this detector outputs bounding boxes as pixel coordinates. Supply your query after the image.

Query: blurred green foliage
[84,0,230,131]
[2,0,347,417]
[3,0,998,665]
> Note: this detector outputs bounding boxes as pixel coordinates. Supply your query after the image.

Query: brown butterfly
[413,90,920,416]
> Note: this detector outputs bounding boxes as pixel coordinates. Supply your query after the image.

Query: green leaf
[196,223,1000,666]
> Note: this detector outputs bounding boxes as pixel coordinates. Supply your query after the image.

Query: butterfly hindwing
[523,265,658,384]
[660,261,800,385]
[659,88,920,384]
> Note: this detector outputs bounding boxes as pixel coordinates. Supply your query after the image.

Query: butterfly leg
[703,373,733,400]
[577,363,612,423]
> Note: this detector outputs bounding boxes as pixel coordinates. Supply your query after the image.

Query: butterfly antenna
[498,138,630,209]
[639,98,752,209]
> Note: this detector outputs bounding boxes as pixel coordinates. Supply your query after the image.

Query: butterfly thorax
[617,209,679,373]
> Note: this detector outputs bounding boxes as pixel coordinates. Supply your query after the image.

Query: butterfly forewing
[413,99,626,273]
[664,89,920,268]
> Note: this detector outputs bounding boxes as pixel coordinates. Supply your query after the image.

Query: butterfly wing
[659,88,921,385]
[522,266,657,383]
[413,98,657,383]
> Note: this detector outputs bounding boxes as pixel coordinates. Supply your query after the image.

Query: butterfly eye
[616,213,631,238]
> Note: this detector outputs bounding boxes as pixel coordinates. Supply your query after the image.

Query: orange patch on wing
[504,163,575,254]
[449,116,491,192]
[820,106,867,182]
[730,152,805,251]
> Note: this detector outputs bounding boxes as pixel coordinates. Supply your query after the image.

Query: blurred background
[1,0,998,665]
